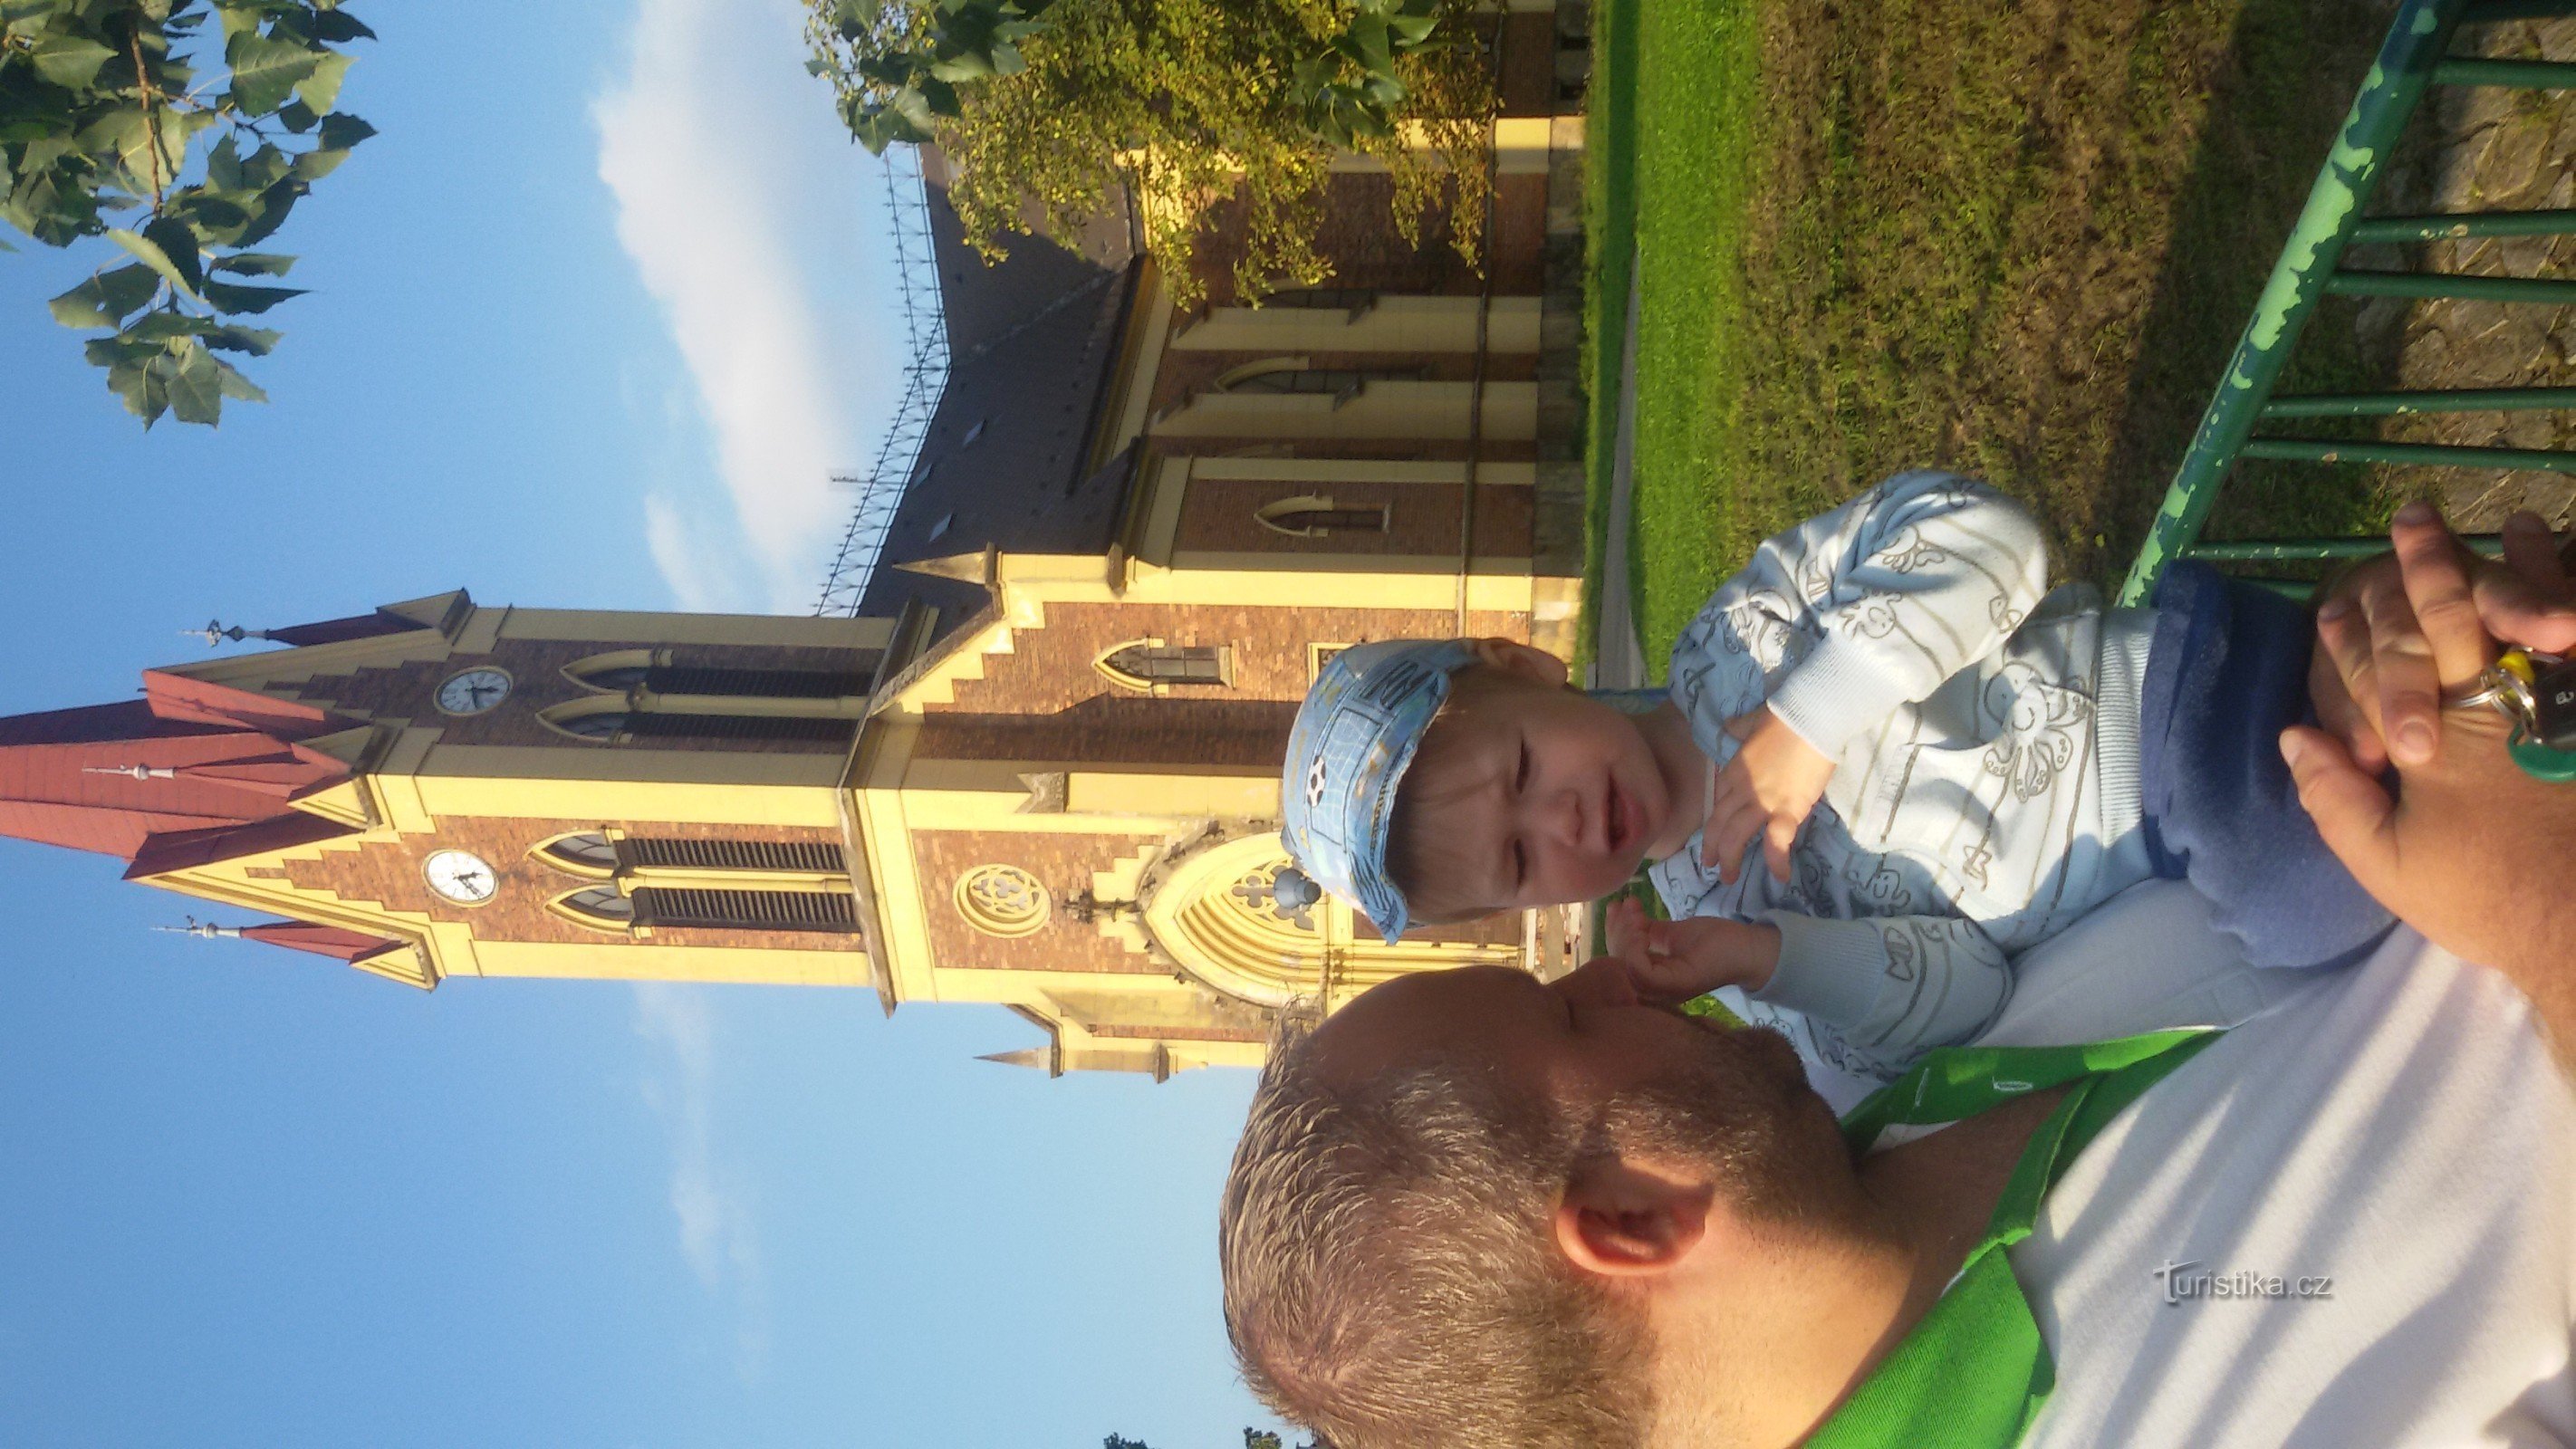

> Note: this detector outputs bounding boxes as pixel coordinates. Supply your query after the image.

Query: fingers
[1603,895,1639,958]
[1702,798,1764,877]
[2308,633,2389,774]
[2390,502,2496,690]
[2352,533,2443,767]
[2281,725,2401,902]
[1701,765,1743,868]
[1764,813,1799,884]
[2487,512,2576,654]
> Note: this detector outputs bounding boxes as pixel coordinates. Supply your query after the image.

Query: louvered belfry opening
[631,888,858,933]
[577,663,875,698]
[615,838,845,874]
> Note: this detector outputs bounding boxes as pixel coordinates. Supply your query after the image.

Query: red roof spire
[0,672,359,862]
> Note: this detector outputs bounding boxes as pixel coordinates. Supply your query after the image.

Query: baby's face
[1404,683,1683,913]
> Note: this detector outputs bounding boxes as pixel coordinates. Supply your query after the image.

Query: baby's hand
[1603,897,1782,1000]
[1702,706,1835,883]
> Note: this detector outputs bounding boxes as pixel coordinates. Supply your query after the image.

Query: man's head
[1280,638,1689,939]
[1218,959,1858,1449]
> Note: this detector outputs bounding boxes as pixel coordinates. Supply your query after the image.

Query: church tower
[0,569,1580,1077]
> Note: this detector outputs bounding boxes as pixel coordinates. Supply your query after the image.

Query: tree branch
[125,24,167,206]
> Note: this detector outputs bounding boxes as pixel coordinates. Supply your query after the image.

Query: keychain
[2453,648,2576,782]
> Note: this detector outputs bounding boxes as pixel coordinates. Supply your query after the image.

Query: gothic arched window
[553,886,639,932]
[1094,641,1232,694]
[536,832,620,875]
[1256,495,1390,538]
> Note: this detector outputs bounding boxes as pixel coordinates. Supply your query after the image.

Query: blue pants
[2138,562,2394,969]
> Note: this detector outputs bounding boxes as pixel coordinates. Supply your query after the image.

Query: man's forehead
[1305,966,1544,1081]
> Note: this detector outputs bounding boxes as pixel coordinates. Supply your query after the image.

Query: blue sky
[0,3,1274,1444]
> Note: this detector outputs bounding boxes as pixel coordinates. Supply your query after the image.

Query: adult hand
[2283,508,2576,1041]
[2309,505,2576,768]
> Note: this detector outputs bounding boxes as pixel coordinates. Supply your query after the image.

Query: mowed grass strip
[1593,0,2400,668]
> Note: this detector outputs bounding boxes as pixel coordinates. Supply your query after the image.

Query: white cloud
[631,983,770,1377]
[595,0,899,612]
[644,493,745,615]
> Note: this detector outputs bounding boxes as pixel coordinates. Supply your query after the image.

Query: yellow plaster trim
[490,609,897,649]
[1187,456,1536,486]
[1065,772,1280,820]
[415,747,848,801]
[1151,380,1538,441]
[466,939,872,985]
[1172,295,1540,354]
[409,768,843,826]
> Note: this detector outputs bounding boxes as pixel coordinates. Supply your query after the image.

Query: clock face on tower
[423,849,500,906]
[435,667,513,716]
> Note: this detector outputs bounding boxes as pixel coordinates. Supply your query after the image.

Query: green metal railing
[2121,0,2576,605]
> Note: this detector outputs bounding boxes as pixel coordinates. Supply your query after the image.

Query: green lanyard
[1803,1029,2223,1449]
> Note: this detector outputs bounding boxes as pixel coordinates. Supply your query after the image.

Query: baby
[1278,470,2389,1091]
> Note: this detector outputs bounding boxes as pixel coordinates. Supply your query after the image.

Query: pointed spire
[0,676,355,859]
[149,916,402,961]
[895,545,998,587]
[976,1045,1061,1076]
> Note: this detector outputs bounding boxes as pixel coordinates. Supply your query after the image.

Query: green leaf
[293,51,351,113]
[1,0,72,29]
[305,9,374,43]
[226,31,323,115]
[168,339,223,425]
[237,142,292,188]
[31,34,116,89]
[199,277,303,313]
[287,145,346,181]
[206,134,245,190]
[204,321,279,355]
[113,353,175,427]
[212,356,266,402]
[315,111,374,149]
[276,100,319,132]
[209,251,293,275]
[232,178,304,246]
[47,262,160,327]
[142,214,205,291]
[106,225,204,299]
[125,310,215,342]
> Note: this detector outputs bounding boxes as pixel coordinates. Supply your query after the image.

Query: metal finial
[151,916,242,940]
[182,619,270,648]
[84,764,177,782]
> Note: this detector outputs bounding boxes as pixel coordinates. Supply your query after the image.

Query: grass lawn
[1585,0,2412,670]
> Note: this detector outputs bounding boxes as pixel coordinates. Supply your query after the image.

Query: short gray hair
[1217,1017,1650,1449]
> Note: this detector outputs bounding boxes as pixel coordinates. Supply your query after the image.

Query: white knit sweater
[1648,470,2162,1082]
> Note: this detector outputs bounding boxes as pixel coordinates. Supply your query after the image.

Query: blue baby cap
[1279,638,1481,945]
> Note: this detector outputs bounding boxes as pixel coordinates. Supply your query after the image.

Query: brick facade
[287,638,879,754]
[276,816,861,953]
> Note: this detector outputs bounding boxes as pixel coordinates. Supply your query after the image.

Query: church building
[0,0,1596,1076]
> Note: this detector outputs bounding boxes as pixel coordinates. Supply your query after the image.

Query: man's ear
[1552,1156,1712,1279]
[1467,638,1572,689]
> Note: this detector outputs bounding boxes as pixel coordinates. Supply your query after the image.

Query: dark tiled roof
[854,181,1144,637]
